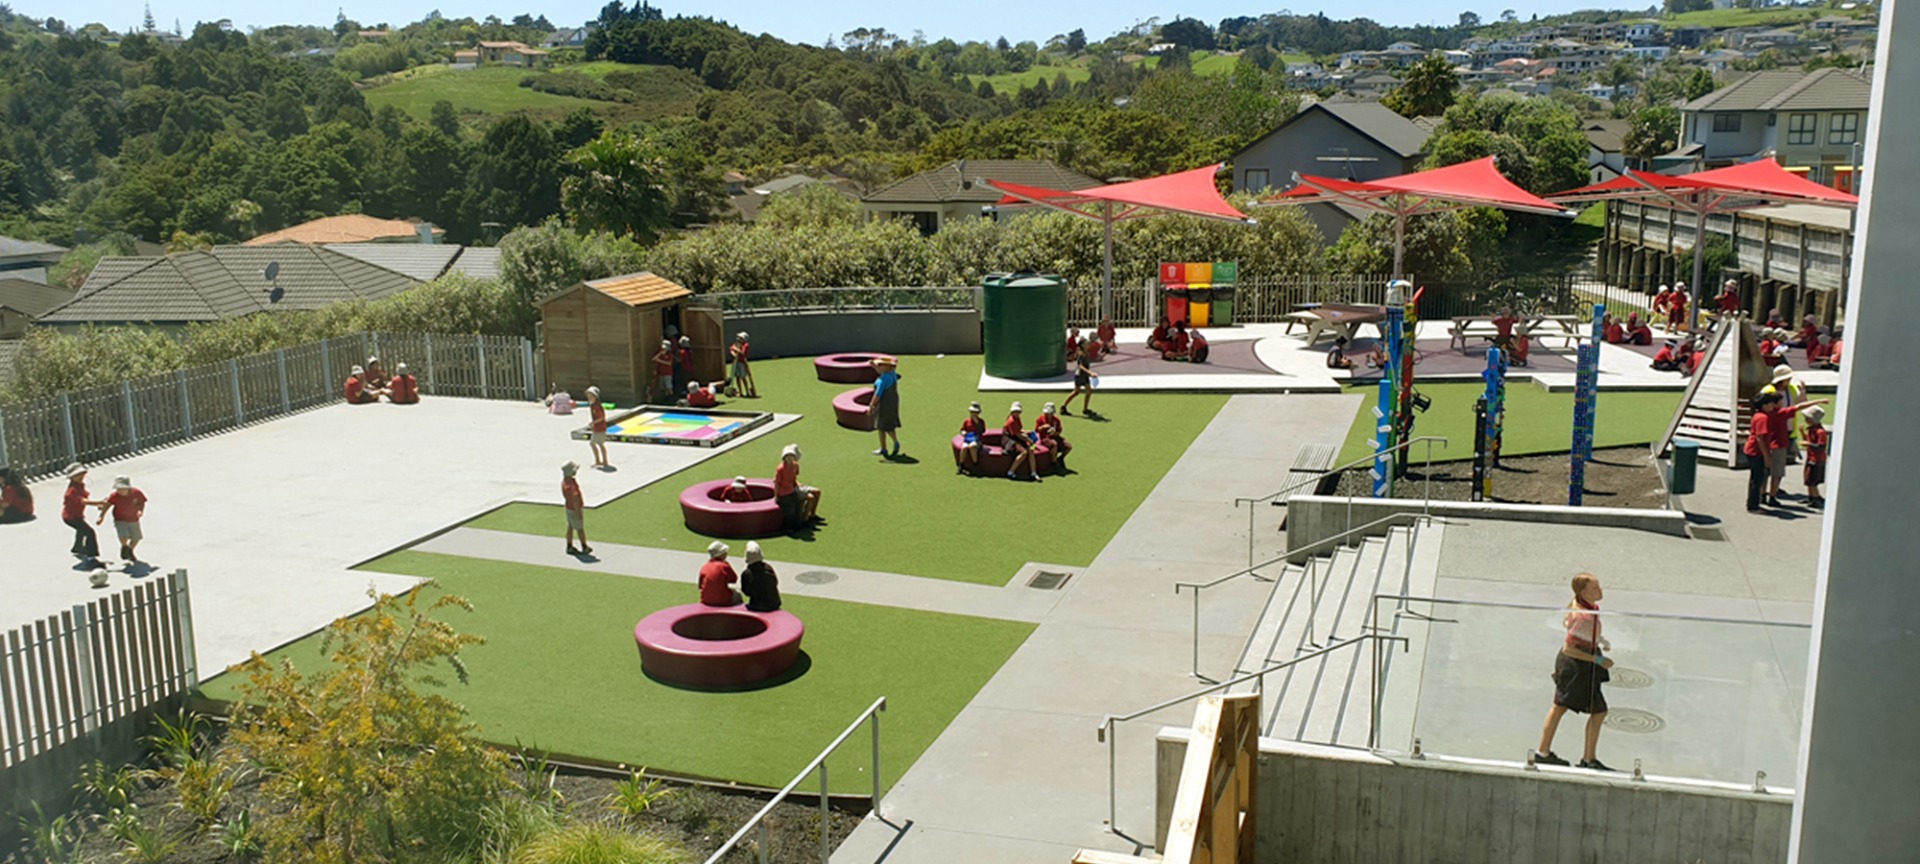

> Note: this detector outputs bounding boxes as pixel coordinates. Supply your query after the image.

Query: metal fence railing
[0,332,539,480]
[711,287,981,316]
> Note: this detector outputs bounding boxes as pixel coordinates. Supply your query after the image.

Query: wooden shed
[538,272,724,406]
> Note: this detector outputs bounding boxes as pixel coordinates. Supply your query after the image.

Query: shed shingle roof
[580,272,691,307]
[40,246,420,325]
[0,278,76,318]
[862,160,1102,204]
[1684,68,1871,113]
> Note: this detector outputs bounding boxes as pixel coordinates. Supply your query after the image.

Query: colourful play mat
[573,406,774,448]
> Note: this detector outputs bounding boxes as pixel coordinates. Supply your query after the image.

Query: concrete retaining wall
[1285,494,1689,552]
[1154,730,1791,863]
[728,309,980,360]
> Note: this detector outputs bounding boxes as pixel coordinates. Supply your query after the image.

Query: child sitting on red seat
[1161,322,1192,361]
[722,476,753,502]
[1001,402,1040,482]
[1036,402,1071,469]
[957,401,986,474]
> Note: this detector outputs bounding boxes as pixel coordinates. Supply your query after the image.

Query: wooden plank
[1071,851,1158,864]
[29,620,59,757]
[137,581,163,703]
[57,610,81,742]
[3,629,30,765]
[1161,697,1222,864]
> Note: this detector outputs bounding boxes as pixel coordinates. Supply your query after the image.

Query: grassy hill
[1661,6,1845,28]
[964,62,1091,94]
[363,62,707,122]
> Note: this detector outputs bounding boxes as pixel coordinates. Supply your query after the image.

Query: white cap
[562,461,578,477]
[1043,402,1056,414]
[1772,364,1795,382]
[396,362,408,373]
[732,475,747,485]
[968,401,981,412]
[113,475,131,490]
[707,541,729,559]
[64,462,86,478]
[687,381,700,392]
[662,340,672,348]
[351,365,364,375]
[586,385,600,396]
[745,541,763,564]
[367,355,379,364]
[1806,405,1825,421]
[1010,401,1023,413]
[782,443,801,460]
[680,335,691,345]
[737,331,749,340]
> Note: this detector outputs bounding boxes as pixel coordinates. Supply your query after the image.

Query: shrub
[606,769,674,820]
[76,759,142,813]
[511,822,688,864]
[523,71,636,103]
[498,219,648,314]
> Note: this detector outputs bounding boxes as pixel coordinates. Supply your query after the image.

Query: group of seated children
[1756,317,1841,370]
[696,540,781,612]
[1601,313,1655,346]
[1148,318,1210,363]
[1064,317,1120,362]
[344,356,419,404]
[1649,338,1702,375]
[1489,307,1532,366]
[962,400,1072,482]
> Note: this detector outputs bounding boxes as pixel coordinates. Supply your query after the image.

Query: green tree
[561,130,673,242]
[462,115,561,236]
[1383,55,1460,119]
[228,587,510,864]
[1624,105,1680,166]
[497,219,648,322]
[429,99,461,138]
[1065,28,1087,53]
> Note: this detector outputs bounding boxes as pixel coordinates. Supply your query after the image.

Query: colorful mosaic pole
[1568,304,1605,506]
[1371,379,1394,498]
[1475,346,1507,501]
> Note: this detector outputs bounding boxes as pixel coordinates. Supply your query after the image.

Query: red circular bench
[679,478,785,538]
[833,387,875,431]
[951,430,1055,477]
[813,353,888,383]
[634,604,805,688]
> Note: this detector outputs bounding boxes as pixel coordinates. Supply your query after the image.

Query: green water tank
[982,272,1068,379]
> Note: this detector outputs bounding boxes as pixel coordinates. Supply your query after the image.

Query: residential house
[1680,67,1871,186]
[1698,49,1748,74]
[1624,21,1662,45]
[1229,101,1433,243]
[729,174,861,223]
[1385,41,1421,53]
[1455,66,1508,86]
[1347,73,1401,97]
[861,160,1101,235]
[1732,28,1801,49]
[1540,45,1618,74]
[319,244,503,282]
[541,26,593,48]
[1669,26,1716,49]
[1623,45,1673,62]
[1468,38,1537,66]
[0,278,76,338]
[1337,50,1373,69]
[452,49,479,67]
[244,215,445,246]
[37,246,425,329]
[356,29,389,40]
[475,40,551,68]
[0,237,69,284]
[1582,119,1630,183]
[1439,49,1473,67]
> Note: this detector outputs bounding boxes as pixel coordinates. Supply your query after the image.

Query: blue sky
[38,1,1601,44]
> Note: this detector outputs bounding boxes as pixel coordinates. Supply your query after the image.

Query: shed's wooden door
[684,306,727,382]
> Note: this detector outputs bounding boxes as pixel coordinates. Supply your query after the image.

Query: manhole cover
[795,571,839,585]
[1604,708,1665,734]
[1690,526,1727,542]
[1608,667,1654,689]
[1027,570,1072,590]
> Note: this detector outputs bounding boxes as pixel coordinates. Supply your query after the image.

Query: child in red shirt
[722,476,753,502]
[687,381,718,408]
[561,461,591,556]
[1601,315,1624,344]
[957,402,987,474]
[344,365,384,404]
[1096,316,1117,359]
[1666,289,1689,332]
[1161,323,1192,361]
[1148,318,1172,352]
[1809,333,1835,368]
[60,463,101,561]
[1717,281,1742,317]
[1650,341,1680,372]
[698,541,739,606]
[0,466,32,523]
[387,362,419,404]
[586,386,609,469]
[1036,402,1071,469]
[1492,307,1530,366]
[653,341,675,402]
[1002,402,1040,481]
[1065,328,1081,362]
[97,475,147,562]
[1801,405,1830,507]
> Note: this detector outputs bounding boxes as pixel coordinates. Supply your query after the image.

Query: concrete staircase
[1226,520,1444,748]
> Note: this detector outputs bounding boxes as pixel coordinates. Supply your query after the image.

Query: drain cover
[1027,570,1072,590]
[1608,667,1654,689]
[795,571,839,585]
[1604,708,1665,734]
[1690,526,1727,542]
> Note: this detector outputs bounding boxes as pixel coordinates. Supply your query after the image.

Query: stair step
[1226,563,1306,693]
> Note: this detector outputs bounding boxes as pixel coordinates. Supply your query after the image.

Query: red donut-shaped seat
[951,430,1055,476]
[679,478,785,538]
[813,353,889,383]
[833,387,876,431]
[634,604,805,687]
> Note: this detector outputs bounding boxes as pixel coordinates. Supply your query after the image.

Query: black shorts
[1803,462,1826,486]
[1552,652,1609,714]
[1074,370,1091,387]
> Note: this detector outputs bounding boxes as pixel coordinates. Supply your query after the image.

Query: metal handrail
[1232,435,1450,568]
[1174,513,1421,680]
[1094,633,1407,840]
[1367,594,1816,629]
[704,696,888,864]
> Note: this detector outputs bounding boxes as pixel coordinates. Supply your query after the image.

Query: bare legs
[1538,704,1606,763]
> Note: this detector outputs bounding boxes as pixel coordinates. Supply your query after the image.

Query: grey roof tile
[446,247,502,280]
[1684,68,1871,113]
[0,279,77,318]
[863,160,1103,204]
[40,246,422,324]
[0,236,69,259]
[323,244,463,281]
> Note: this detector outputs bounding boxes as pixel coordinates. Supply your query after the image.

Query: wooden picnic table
[1287,303,1389,346]
[1448,314,1585,350]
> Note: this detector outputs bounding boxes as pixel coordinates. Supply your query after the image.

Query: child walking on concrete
[1535,572,1613,771]
[562,461,592,556]
[585,386,610,469]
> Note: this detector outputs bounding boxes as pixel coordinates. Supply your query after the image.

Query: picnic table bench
[1287,304,1390,347]
[1448,314,1586,351]
[1269,442,1340,507]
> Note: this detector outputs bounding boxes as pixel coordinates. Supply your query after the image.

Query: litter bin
[1164,285,1189,326]
[1187,285,1213,327]
[1211,261,1238,283]
[1670,440,1699,495]
[1212,283,1236,325]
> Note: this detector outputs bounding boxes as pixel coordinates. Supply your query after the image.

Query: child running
[561,461,592,556]
[61,463,102,565]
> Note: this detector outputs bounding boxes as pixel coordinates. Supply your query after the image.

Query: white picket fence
[0,332,539,480]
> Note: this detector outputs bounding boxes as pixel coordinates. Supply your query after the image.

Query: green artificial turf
[200,551,1034,794]
[1335,382,1684,467]
[468,355,1227,586]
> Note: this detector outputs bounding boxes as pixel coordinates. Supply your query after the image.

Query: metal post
[870,708,883,821]
[170,568,198,686]
[121,381,138,452]
[1106,721,1118,832]
[1102,201,1115,320]
[1247,504,1257,569]
[1370,601,1381,749]
[1190,587,1201,678]
[759,822,770,864]
[69,604,100,735]
[229,359,245,424]
[59,392,77,462]
[1306,558,1320,649]
[0,410,10,471]
[818,763,830,864]
[476,335,491,398]
[276,349,290,416]
[522,338,537,401]
[320,340,333,401]
[1688,208,1708,333]
[1393,213,1407,280]
[177,370,192,438]
[424,333,436,395]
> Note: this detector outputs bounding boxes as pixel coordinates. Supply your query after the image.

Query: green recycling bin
[982,272,1067,379]
[1212,284,1237,325]
[1211,261,1238,283]
[1671,440,1699,495]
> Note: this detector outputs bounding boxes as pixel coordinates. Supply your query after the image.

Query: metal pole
[476,335,490,398]
[1393,213,1407,281]
[321,339,333,401]
[0,410,10,471]
[70,604,100,736]
[870,709,883,821]
[759,822,770,864]
[1370,601,1381,749]
[170,568,198,685]
[425,333,436,396]
[1106,721,1118,832]
[59,393,77,462]
[121,381,138,452]
[1306,558,1320,649]
[818,763,830,864]
[523,338,538,401]
[1191,588,1201,678]
[1248,504,1256,569]
[229,359,244,424]
[1689,208,1708,334]
[177,370,192,438]
[1102,201,1115,320]
[276,349,290,416]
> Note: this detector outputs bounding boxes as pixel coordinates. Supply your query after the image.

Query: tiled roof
[862,160,1102,204]
[77,257,161,297]
[1315,102,1432,159]
[0,278,77,318]
[1684,68,1871,113]
[243,215,441,246]
[40,246,420,325]
[579,272,691,307]
[446,247,503,281]
[0,236,69,260]
[324,244,464,281]
[1584,119,1629,153]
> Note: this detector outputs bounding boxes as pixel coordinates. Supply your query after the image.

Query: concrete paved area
[832,392,1364,863]
[1,398,794,677]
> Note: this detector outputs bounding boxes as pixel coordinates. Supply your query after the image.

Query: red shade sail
[989,163,1251,223]
[1551,161,1859,209]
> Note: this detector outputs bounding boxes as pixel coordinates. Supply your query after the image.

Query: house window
[1829,113,1860,145]
[1244,169,1271,191]
[1788,113,1818,146]
[1712,114,1742,133]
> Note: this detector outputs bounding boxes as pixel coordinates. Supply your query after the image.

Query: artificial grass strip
[1334,382,1684,467]
[468,355,1227,586]
[202,551,1035,794]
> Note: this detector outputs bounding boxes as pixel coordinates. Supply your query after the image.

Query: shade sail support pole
[1690,208,1708,333]
[1102,200,1115,319]
[1393,211,1407,281]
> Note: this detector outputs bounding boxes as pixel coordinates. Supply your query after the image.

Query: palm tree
[561,131,673,243]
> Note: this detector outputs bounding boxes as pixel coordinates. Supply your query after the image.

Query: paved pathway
[0,398,794,677]
[830,392,1363,863]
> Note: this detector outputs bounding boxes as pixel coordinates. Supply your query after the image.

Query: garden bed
[1331,446,1667,509]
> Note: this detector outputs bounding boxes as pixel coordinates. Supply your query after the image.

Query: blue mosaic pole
[1378,303,1407,497]
[1479,346,1507,499]
[1568,304,1605,506]
[1371,379,1394,498]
